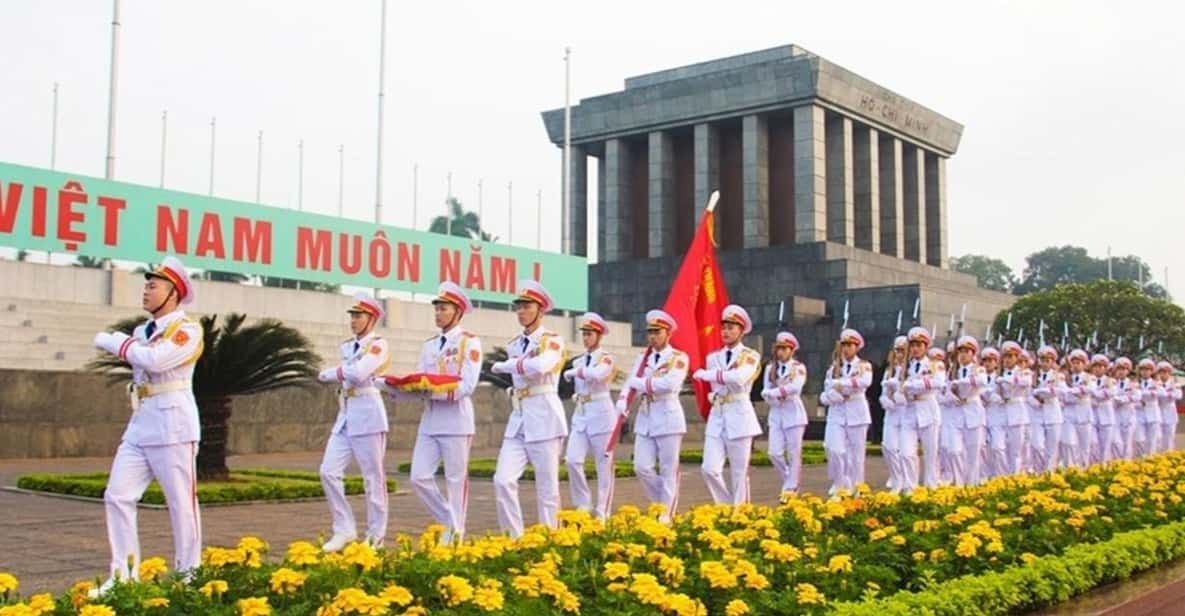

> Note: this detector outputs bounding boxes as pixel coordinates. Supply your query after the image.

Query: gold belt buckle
[136,385,150,398]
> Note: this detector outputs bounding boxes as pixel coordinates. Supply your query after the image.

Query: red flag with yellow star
[663,197,729,419]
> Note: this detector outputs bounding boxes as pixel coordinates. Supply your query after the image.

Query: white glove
[615,398,628,417]
[626,376,645,392]
[93,332,112,350]
[563,368,577,382]
[692,369,710,382]
[491,360,512,375]
[760,389,774,403]
[318,368,339,383]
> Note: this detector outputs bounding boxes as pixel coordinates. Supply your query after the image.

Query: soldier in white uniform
[1089,355,1117,464]
[693,305,763,505]
[996,342,1031,476]
[820,329,873,494]
[1031,346,1067,472]
[91,257,204,594]
[1112,357,1141,460]
[948,336,987,486]
[1157,361,1181,452]
[1137,358,1162,456]
[979,347,1008,479]
[317,292,392,551]
[762,331,809,495]
[932,347,962,486]
[561,312,617,520]
[878,336,909,493]
[901,327,943,490]
[616,310,688,523]
[1061,350,1094,468]
[489,281,567,537]
[378,282,481,544]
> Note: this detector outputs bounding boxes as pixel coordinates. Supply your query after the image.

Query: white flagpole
[374,0,387,229]
[103,0,121,179]
[536,188,543,249]
[297,138,304,211]
[446,171,453,236]
[562,45,571,255]
[255,130,263,203]
[337,144,344,217]
[478,178,484,237]
[51,83,59,170]
[159,110,167,188]
[412,163,418,229]
[508,181,514,245]
[208,117,216,196]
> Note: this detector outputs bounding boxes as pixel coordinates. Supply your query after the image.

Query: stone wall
[0,369,824,459]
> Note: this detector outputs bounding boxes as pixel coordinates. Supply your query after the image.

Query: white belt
[509,384,556,412]
[343,386,379,398]
[573,392,611,413]
[711,392,749,405]
[133,380,191,399]
[639,392,678,411]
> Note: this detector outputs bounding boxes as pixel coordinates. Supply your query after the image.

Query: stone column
[742,114,770,248]
[902,144,927,264]
[603,138,633,263]
[925,153,948,268]
[648,131,675,258]
[793,105,827,243]
[566,144,588,256]
[694,123,720,241]
[825,114,854,246]
[596,153,607,261]
[853,125,880,253]
[877,135,903,258]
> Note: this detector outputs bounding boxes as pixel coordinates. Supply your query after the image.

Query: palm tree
[74,255,112,269]
[88,313,321,479]
[429,197,497,242]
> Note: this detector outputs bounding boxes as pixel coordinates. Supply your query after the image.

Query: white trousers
[1093,424,1117,464]
[493,435,563,538]
[960,426,985,485]
[985,425,1008,479]
[768,424,806,493]
[825,422,869,493]
[319,431,388,541]
[702,434,753,505]
[409,433,471,536]
[1143,419,1162,457]
[881,420,906,491]
[565,429,616,519]
[104,441,201,578]
[1163,423,1177,453]
[633,433,683,519]
[1116,422,1136,460]
[939,422,965,486]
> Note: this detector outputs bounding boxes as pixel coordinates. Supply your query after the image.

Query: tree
[88,313,321,479]
[74,255,112,269]
[1014,245,1167,299]
[950,254,1016,293]
[990,280,1185,362]
[429,197,496,241]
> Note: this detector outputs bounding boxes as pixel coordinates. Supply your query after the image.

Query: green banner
[0,162,588,310]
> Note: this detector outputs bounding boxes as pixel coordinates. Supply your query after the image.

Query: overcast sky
[1,1,1181,301]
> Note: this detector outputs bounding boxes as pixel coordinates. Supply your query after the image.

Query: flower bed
[4,452,1184,615]
[394,443,874,480]
[15,469,396,505]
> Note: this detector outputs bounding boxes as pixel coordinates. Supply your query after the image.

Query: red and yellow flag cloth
[662,208,729,420]
[383,373,460,394]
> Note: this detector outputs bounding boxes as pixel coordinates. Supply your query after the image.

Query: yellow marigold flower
[400,608,427,616]
[138,557,168,582]
[341,542,382,572]
[1020,552,1038,564]
[269,567,308,595]
[986,540,1005,554]
[0,606,36,616]
[380,584,414,607]
[659,555,686,585]
[891,535,907,546]
[698,561,738,589]
[603,562,630,581]
[803,545,819,559]
[0,573,18,594]
[436,574,474,607]
[796,582,826,605]
[955,533,982,558]
[745,572,770,590]
[864,517,881,529]
[828,554,854,573]
[625,543,648,559]
[237,596,271,616]
[930,548,946,562]
[27,593,54,614]
[200,580,229,598]
[79,607,116,616]
[143,597,170,608]
[473,586,504,612]
[1018,504,1035,516]
[70,581,95,609]
[512,575,540,598]
[646,503,668,518]
[725,599,750,616]
[286,541,321,566]
[239,536,269,554]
